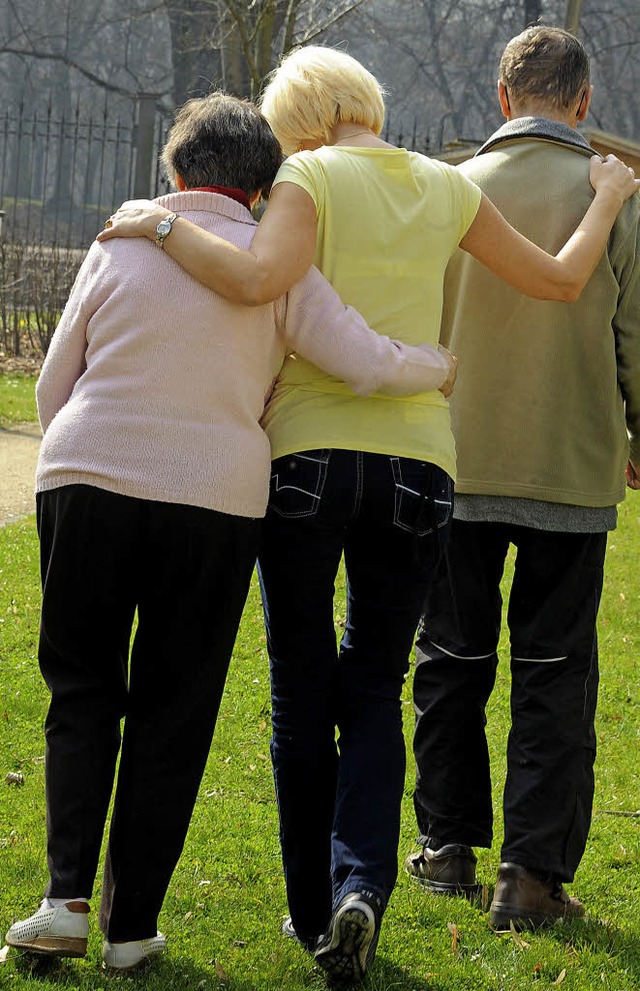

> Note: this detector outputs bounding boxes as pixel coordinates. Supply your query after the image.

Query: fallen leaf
[447,922,462,959]
[215,960,229,982]
[184,910,192,921]
[509,920,530,949]
[0,944,10,963]
[480,883,489,912]
[4,772,24,786]
[553,969,567,985]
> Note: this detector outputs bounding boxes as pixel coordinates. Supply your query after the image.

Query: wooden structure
[435,129,640,171]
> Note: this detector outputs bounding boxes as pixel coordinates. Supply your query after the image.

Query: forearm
[552,187,627,301]
[36,346,86,431]
[163,218,271,305]
[283,268,449,397]
[97,183,318,306]
[462,153,639,303]
[461,191,624,303]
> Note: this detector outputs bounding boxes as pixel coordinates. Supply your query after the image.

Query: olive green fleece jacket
[441,118,640,508]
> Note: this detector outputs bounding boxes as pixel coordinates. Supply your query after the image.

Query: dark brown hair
[161,92,283,197]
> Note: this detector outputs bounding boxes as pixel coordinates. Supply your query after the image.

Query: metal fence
[0,96,438,251]
[0,97,171,249]
[0,96,435,358]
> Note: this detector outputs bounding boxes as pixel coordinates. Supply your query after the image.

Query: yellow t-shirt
[261,145,481,478]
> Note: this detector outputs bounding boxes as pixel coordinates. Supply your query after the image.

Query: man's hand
[625,459,640,490]
[437,345,458,398]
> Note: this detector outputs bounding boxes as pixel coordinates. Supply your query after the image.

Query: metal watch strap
[155,212,179,248]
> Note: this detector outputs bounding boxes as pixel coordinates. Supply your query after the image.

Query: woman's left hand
[96,200,171,242]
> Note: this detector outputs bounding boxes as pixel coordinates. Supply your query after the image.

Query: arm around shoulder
[281,267,449,396]
[460,157,640,303]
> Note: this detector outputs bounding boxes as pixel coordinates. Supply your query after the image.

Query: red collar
[190,186,251,210]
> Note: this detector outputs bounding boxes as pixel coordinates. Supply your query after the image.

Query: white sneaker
[102,932,166,971]
[5,902,89,957]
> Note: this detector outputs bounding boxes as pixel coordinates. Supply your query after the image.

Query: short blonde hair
[260,46,385,156]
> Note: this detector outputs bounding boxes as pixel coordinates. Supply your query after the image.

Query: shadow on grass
[544,915,640,983]
[9,949,222,990]
[370,953,450,990]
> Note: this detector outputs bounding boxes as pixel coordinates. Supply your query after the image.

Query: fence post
[133,94,158,198]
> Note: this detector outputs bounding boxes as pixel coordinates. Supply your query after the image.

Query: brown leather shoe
[490,863,584,930]
[405,844,482,899]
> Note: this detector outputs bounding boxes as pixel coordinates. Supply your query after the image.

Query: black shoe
[490,863,584,931]
[282,916,321,953]
[405,844,482,899]
[314,890,382,987]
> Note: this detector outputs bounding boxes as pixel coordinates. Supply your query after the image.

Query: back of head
[161,92,283,198]
[260,45,385,156]
[499,25,590,111]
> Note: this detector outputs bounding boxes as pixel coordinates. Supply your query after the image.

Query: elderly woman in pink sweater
[4,93,453,973]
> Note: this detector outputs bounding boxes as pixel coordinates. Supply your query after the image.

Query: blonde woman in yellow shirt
[99,47,638,986]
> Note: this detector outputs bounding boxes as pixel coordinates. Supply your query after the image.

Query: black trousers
[412,519,606,882]
[37,485,259,940]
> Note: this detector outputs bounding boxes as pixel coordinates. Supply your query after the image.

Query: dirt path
[0,423,41,526]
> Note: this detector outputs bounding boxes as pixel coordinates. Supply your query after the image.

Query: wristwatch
[155,212,178,248]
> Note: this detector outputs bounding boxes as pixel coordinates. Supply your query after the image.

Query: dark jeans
[37,484,259,940]
[258,449,452,940]
[412,519,606,882]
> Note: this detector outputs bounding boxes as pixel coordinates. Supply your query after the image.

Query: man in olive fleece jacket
[407,26,640,929]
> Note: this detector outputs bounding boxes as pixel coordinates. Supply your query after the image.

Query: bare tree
[1,0,639,149]
[353,0,640,151]
[0,0,377,109]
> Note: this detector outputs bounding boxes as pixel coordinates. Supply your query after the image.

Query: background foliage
[2,1,640,152]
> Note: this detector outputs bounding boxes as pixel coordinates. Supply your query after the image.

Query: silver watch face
[157,219,172,236]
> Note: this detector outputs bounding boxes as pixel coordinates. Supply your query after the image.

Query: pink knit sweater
[36,191,448,518]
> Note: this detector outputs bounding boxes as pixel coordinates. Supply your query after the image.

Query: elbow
[531,279,581,304]
[239,282,269,307]
[562,284,582,304]
[237,268,279,307]
[554,277,582,303]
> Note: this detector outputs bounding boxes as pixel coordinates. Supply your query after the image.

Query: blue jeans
[258,449,452,940]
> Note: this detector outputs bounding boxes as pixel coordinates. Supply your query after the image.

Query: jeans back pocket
[391,458,453,536]
[268,449,331,519]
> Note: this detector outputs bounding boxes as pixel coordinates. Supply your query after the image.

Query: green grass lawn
[1,495,639,990]
[0,374,38,426]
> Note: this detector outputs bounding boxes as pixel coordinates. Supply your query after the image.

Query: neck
[329,121,394,148]
[507,103,578,129]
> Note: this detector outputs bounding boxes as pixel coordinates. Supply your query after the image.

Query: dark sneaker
[489,863,585,931]
[314,890,381,987]
[282,916,321,953]
[405,844,482,899]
